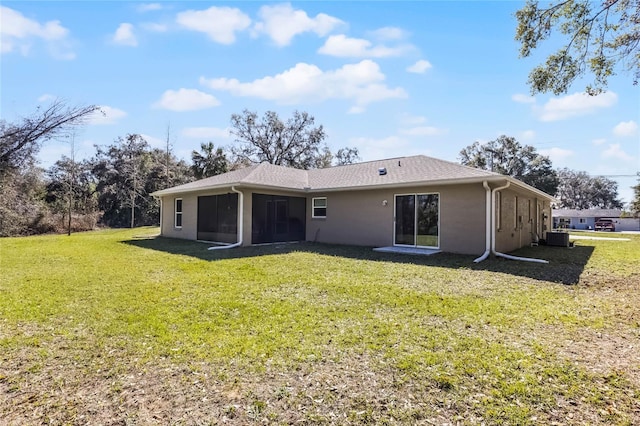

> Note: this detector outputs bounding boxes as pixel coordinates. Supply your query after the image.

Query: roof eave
[308,175,506,193]
[151,182,308,197]
[151,182,244,197]
[151,174,556,202]
[504,177,557,202]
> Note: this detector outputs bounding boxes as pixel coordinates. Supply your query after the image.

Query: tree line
[1,101,638,237]
[458,135,636,212]
[0,104,360,237]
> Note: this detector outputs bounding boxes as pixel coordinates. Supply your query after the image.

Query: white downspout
[207,186,244,250]
[492,181,548,264]
[473,181,491,263]
[158,197,163,235]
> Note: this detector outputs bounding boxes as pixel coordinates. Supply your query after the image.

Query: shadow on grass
[122,237,594,285]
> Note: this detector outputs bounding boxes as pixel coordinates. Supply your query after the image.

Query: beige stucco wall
[160,189,241,242]
[306,183,488,255]
[493,188,552,253]
[160,194,197,240]
[160,187,307,246]
[159,182,553,256]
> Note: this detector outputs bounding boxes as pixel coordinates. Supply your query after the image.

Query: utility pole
[165,122,171,188]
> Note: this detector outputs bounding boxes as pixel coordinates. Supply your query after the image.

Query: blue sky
[2,1,639,203]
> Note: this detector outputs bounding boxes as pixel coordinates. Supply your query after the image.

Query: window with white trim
[175,198,183,228]
[312,197,327,218]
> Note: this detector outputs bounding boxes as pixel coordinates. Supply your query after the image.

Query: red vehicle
[594,219,616,232]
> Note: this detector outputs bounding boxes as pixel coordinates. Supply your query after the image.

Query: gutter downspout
[491,181,548,264]
[473,181,491,263]
[208,186,244,251]
[158,197,163,235]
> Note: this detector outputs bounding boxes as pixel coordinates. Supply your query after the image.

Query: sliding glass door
[394,193,439,248]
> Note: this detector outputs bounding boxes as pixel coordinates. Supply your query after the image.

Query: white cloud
[369,27,407,41]
[177,6,250,44]
[592,138,607,146]
[406,59,432,74]
[253,3,343,46]
[182,127,231,139]
[0,6,74,59]
[348,135,411,161]
[137,3,163,13]
[512,93,535,104]
[140,22,168,33]
[538,91,618,122]
[399,126,447,136]
[200,59,406,112]
[37,93,55,102]
[318,34,411,58]
[602,143,635,163]
[140,133,165,148]
[153,88,220,111]
[112,23,137,46]
[399,114,426,125]
[89,106,127,125]
[539,147,573,163]
[613,120,638,137]
[520,130,535,141]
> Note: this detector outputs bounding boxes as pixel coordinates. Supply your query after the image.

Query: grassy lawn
[1,228,639,424]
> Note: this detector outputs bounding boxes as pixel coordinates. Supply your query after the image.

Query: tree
[333,147,361,166]
[91,134,192,227]
[459,135,559,195]
[92,134,150,227]
[555,167,623,209]
[0,100,99,236]
[230,110,328,170]
[0,100,100,174]
[631,173,640,216]
[515,0,640,95]
[0,165,49,236]
[191,142,228,179]
[45,157,99,233]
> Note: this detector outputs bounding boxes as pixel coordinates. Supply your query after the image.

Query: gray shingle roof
[152,163,308,194]
[152,155,549,198]
[307,155,500,190]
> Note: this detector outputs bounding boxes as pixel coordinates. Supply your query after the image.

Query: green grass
[1,228,639,424]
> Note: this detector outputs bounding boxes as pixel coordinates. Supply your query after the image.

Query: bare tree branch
[0,100,100,173]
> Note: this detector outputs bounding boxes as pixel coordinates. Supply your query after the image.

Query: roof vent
[378,167,387,176]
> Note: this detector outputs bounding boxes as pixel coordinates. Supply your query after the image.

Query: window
[558,218,570,229]
[514,196,519,229]
[394,193,439,248]
[312,197,327,218]
[175,198,183,228]
[579,218,586,224]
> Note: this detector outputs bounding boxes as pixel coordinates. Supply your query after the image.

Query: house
[552,208,622,230]
[151,155,555,256]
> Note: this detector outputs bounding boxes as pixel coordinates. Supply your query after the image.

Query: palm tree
[191,142,228,179]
